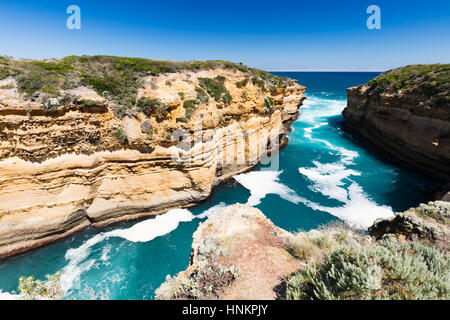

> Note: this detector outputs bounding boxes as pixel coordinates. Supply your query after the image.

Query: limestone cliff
[342,64,450,181]
[0,56,306,259]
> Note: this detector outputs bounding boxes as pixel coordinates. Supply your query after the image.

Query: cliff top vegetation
[366,64,449,108]
[0,55,291,107]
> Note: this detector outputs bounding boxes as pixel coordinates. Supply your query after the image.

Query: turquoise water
[0,72,442,300]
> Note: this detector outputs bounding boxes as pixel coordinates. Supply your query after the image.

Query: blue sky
[0,0,449,71]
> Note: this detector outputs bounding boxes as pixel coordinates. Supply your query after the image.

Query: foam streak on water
[233,170,306,206]
[297,95,394,228]
[60,203,226,293]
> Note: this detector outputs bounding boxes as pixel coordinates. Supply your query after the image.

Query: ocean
[0,72,441,300]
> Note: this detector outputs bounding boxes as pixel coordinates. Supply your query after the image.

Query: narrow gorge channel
[0,72,441,300]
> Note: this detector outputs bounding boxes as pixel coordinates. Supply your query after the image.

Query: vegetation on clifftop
[0,55,291,102]
[286,239,449,300]
[366,64,449,108]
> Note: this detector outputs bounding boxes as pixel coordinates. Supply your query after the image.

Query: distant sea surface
[0,72,441,300]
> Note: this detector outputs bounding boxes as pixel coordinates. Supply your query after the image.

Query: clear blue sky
[0,0,449,71]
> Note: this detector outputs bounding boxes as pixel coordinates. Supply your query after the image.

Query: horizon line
[266,69,386,72]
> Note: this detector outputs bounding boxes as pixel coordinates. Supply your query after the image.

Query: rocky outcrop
[155,204,304,300]
[342,64,450,181]
[369,201,450,252]
[157,203,448,300]
[0,57,306,259]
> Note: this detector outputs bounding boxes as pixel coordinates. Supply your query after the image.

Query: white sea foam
[0,291,20,300]
[234,170,306,206]
[300,96,346,123]
[307,183,394,229]
[299,161,361,203]
[60,203,226,293]
[296,95,394,229]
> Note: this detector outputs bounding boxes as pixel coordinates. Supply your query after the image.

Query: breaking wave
[60,203,226,293]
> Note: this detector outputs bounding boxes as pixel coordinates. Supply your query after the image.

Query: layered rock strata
[0,63,306,259]
[342,64,450,181]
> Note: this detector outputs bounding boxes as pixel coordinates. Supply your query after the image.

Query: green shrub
[114,128,128,144]
[155,104,169,121]
[252,77,265,91]
[270,85,278,95]
[137,97,161,116]
[136,96,169,121]
[165,80,172,87]
[4,55,292,108]
[112,105,128,118]
[0,67,10,80]
[82,74,124,97]
[185,107,194,120]
[195,87,209,104]
[214,75,226,84]
[178,92,185,100]
[31,61,73,74]
[183,99,196,109]
[367,64,450,98]
[235,78,249,88]
[17,68,60,96]
[286,240,450,300]
[263,96,274,113]
[198,77,232,105]
[18,272,64,300]
[41,84,60,95]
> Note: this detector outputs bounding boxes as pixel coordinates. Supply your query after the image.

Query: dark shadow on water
[326,116,444,211]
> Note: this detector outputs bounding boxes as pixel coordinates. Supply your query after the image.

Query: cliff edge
[156,204,449,300]
[342,64,450,181]
[0,56,306,259]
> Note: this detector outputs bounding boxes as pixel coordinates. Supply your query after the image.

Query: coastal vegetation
[366,64,449,108]
[0,55,289,102]
[198,77,233,105]
[286,239,449,300]
[17,272,64,300]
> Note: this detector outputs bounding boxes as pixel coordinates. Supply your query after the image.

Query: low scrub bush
[263,96,274,113]
[235,78,249,88]
[198,77,232,105]
[114,128,128,144]
[286,240,449,300]
[18,272,64,300]
[195,87,209,104]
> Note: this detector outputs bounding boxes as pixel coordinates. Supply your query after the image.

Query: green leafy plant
[183,99,196,109]
[195,87,209,104]
[263,96,274,113]
[114,128,128,144]
[198,77,232,105]
[18,272,64,300]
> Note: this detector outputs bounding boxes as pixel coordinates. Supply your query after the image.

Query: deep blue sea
[0,72,442,300]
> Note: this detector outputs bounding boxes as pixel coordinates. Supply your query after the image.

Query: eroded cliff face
[0,66,306,259]
[342,64,450,181]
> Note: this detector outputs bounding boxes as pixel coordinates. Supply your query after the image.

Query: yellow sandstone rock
[0,67,306,259]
